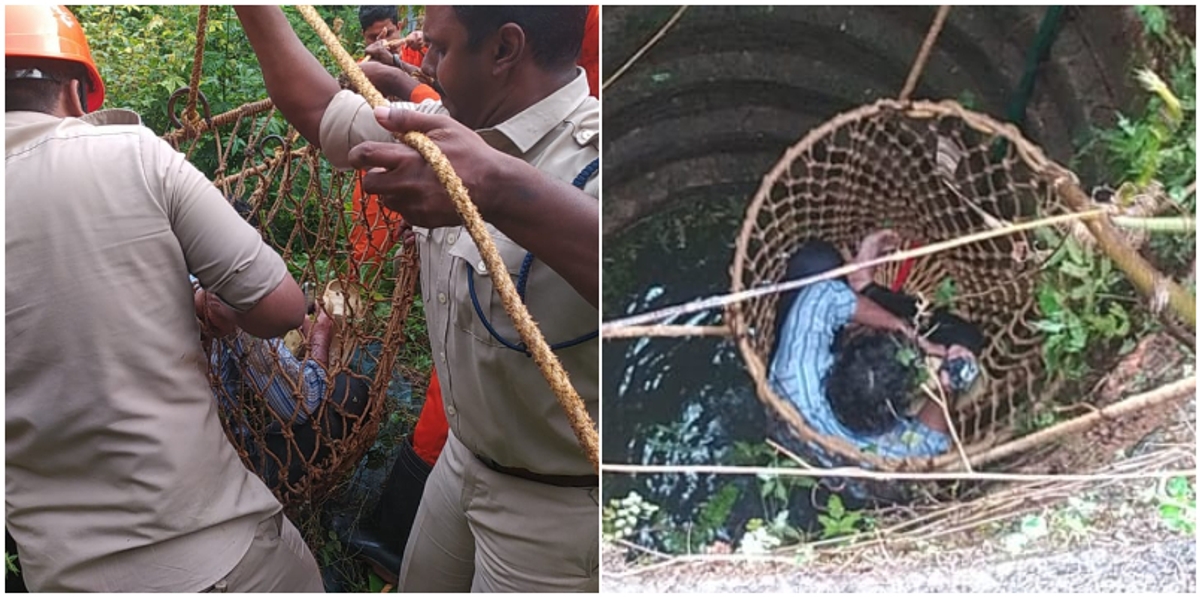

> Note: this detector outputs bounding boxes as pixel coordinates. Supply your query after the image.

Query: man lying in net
[769,230,985,461]
[195,282,370,491]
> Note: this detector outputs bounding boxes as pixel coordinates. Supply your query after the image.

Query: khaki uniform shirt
[5,110,287,592]
[320,70,599,476]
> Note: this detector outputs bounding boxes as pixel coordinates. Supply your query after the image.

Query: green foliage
[398,295,433,377]
[1001,513,1051,554]
[816,494,869,540]
[739,512,798,554]
[1037,8,1194,387]
[1134,6,1170,43]
[1157,476,1196,536]
[1015,407,1062,435]
[1083,11,1195,271]
[74,5,365,177]
[5,551,17,577]
[956,89,979,111]
[1033,239,1131,380]
[367,570,392,592]
[696,483,742,537]
[318,528,343,568]
[730,441,816,525]
[602,491,660,543]
[934,276,958,309]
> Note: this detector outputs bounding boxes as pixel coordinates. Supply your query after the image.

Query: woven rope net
[729,99,1083,484]
[166,92,421,511]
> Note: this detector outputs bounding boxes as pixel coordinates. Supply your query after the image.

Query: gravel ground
[603,537,1196,593]
[604,384,1196,593]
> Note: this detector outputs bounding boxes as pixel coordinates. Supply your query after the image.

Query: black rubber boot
[344,436,434,584]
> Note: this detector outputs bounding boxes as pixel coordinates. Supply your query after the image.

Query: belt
[474,454,598,488]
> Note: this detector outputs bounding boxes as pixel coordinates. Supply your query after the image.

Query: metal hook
[250,133,288,165]
[166,86,213,129]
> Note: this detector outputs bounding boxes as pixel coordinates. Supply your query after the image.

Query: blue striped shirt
[211,332,328,427]
[769,280,949,460]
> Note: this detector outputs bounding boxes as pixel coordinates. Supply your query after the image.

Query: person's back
[5,6,317,592]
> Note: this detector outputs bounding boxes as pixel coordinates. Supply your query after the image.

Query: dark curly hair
[825,328,922,434]
[358,5,399,33]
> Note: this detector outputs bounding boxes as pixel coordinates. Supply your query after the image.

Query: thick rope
[899,5,952,101]
[185,6,210,125]
[164,98,275,145]
[295,5,599,473]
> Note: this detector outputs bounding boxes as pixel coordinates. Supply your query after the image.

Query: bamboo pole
[941,375,1196,470]
[601,463,1194,483]
[1110,215,1195,233]
[1053,168,1196,330]
[294,5,598,473]
[602,324,731,339]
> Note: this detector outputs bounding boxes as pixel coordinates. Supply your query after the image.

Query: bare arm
[850,292,909,334]
[236,277,306,338]
[915,400,950,433]
[850,291,947,357]
[303,308,335,367]
[486,157,599,306]
[234,5,340,147]
[360,60,423,102]
[348,108,599,307]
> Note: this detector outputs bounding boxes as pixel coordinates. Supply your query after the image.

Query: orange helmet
[6,5,105,111]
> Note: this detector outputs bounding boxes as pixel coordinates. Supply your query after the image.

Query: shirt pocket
[447,230,531,349]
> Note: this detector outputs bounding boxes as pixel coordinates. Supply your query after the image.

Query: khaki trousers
[398,432,599,592]
[204,512,325,593]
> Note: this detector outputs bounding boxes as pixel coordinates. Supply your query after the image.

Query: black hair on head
[452,6,587,68]
[824,329,921,434]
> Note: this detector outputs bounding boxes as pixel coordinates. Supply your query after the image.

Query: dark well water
[602,198,850,554]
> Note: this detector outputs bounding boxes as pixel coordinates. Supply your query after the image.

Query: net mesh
[728,99,1075,473]
[165,97,420,510]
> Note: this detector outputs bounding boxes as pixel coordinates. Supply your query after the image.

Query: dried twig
[899,6,952,101]
[602,6,689,92]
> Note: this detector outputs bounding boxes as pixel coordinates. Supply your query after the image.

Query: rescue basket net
[728,99,1084,477]
[166,89,421,510]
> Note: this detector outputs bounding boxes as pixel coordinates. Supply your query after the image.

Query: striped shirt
[211,332,327,428]
[769,280,949,460]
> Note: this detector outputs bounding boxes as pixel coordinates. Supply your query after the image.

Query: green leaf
[1166,476,1193,498]
[1135,5,1169,40]
[827,494,844,518]
[368,571,386,593]
[934,277,958,307]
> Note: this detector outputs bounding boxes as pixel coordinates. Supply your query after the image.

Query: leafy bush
[1156,476,1196,536]
[1039,8,1195,383]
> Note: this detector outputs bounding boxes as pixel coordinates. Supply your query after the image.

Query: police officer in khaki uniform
[5,5,322,592]
[235,5,599,592]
